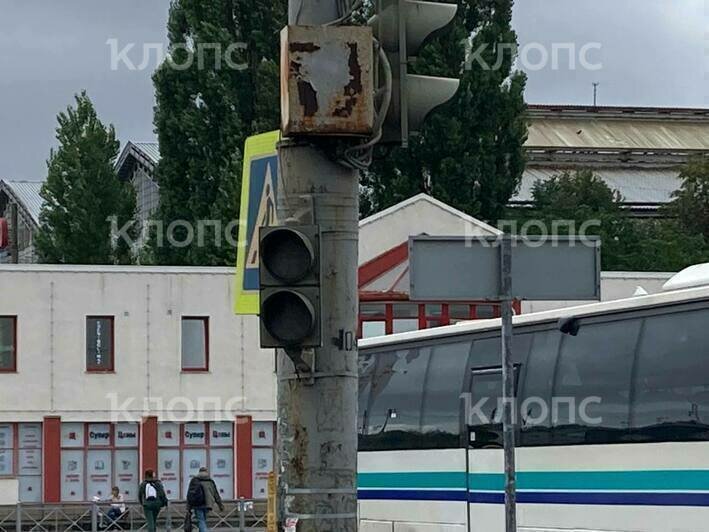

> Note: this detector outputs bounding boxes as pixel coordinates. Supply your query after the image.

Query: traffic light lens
[261,229,315,283]
[262,290,316,346]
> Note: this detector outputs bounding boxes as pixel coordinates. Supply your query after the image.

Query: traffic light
[259,225,321,349]
[370,0,460,147]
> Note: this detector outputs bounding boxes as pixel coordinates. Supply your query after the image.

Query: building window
[0,316,17,372]
[181,317,209,371]
[60,422,139,502]
[86,317,115,372]
[158,422,234,500]
[0,423,43,502]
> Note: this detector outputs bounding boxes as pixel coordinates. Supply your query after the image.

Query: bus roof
[359,285,709,350]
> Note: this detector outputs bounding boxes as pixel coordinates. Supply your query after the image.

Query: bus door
[466,365,519,532]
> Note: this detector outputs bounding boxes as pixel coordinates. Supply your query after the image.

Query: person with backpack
[138,469,168,532]
[186,467,224,532]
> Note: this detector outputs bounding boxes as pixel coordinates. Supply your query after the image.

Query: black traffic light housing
[259,225,322,349]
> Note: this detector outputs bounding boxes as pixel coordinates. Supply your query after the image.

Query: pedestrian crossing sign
[234,131,280,315]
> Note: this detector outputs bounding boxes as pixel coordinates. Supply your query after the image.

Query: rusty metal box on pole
[280,25,375,136]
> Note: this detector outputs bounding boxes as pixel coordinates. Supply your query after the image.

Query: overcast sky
[0,0,707,181]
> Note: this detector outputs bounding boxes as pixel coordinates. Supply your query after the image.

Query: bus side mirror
[558,317,581,336]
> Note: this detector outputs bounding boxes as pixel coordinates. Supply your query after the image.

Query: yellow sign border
[234,130,280,315]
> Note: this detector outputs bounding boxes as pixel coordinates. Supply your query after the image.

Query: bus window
[420,340,472,448]
[360,348,430,450]
[519,328,561,446]
[552,318,640,445]
[358,354,377,436]
[632,307,709,442]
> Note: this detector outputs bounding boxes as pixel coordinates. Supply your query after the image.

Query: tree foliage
[517,169,709,272]
[148,0,286,265]
[361,0,528,224]
[36,92,136,265]
[666,155,709,240]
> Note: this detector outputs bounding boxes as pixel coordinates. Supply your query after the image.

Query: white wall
[0,265,276,423]
[522,271,674,314]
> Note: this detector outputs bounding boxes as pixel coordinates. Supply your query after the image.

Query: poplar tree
[149,0,286,265]
[361,0,528,224]
[36,92,136,265]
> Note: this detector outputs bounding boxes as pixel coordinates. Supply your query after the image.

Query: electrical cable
[341,42,393,170]
[325,0,364,26]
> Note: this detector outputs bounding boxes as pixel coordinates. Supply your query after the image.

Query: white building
[0,265,276,503]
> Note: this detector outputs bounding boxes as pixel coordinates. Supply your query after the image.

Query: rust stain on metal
[289,42,321,118]
[289,42,321,54]
[332,43,363,119]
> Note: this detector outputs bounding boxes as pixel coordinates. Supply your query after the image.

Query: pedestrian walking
[186,467,224,532]
[139,469,168,532]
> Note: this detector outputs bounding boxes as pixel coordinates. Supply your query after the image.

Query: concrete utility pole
[275,2,360,530]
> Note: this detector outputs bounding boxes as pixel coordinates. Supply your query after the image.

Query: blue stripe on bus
[358,489,709,507]
[469,491,709,507]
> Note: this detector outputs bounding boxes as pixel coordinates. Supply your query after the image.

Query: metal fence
[0,499,267,532]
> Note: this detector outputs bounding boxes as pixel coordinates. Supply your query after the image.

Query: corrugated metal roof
[526,118,709,151]
[0,180,44,226]
[512,168,681,206]
[133,142,161,164]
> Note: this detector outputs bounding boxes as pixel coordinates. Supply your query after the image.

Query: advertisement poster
[115,449,139,500]
[210,422,233,447]
[88,424,111,447]
[0,424,13,449]
[86,449,112,498]
[61,450,85,501]
[0,449,12,476]
[252,422,274,447]
[182,448,207,497]
[19,448,41,475]
[115,423,139,448]
[61,423,85,448]
[19,424,42,449]
[210,448,234,499]
[158,449,180,498]
[183,423,206,446]
[158,423,179,447]
[19,476,42,503]
[252,448,274,499]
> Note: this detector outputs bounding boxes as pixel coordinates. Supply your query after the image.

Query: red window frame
[0,316,18,373]
[86,316,115,373]
[181,317,210,372]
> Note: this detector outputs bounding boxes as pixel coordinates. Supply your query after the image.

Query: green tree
[517,169,709,271]
[361,0,528,223]
[149,0,286,265]
[36,92,136,265]
[519,169,631,270]
[667,155,709,240]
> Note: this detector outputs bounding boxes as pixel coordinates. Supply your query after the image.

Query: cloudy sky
[0,0,707,180]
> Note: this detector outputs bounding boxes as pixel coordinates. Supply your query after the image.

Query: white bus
[357,282,709,532]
